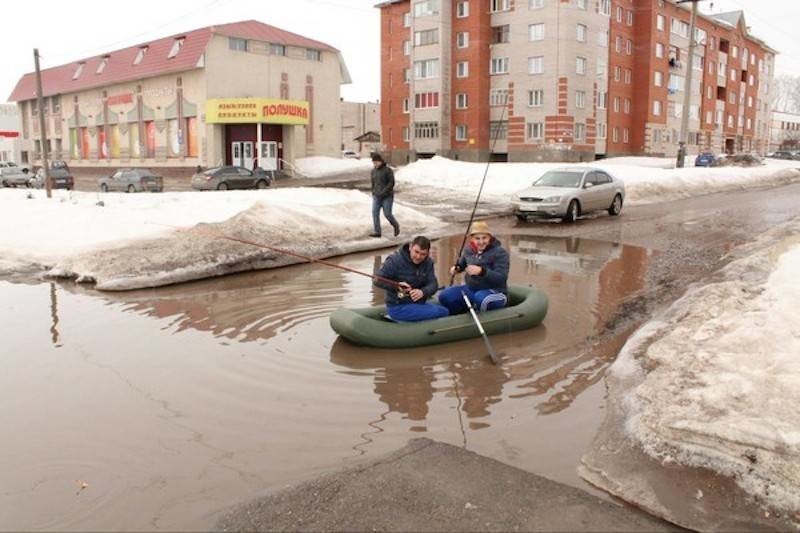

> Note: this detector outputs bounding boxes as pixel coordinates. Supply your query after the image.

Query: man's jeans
[372,194,399,235]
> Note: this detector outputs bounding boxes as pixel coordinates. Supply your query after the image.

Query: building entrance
[231,141,255,169]
[260,141,278,171]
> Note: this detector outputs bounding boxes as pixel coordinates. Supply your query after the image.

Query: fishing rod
[147,222,407,290]
[449,86,510,286]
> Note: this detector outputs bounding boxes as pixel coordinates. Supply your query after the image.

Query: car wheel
[101,184,108,193]
[256,179,269,189]
[217,182,228,191]
[515,214,528,222]
[563,200,580,223]
[608,194,623,216]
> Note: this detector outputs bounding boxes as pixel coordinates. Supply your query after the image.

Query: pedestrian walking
[369,153,400,238]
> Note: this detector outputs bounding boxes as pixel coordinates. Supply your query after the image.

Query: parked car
[512,167,625,223]
[27,161,75,190]
[694,152,718,167]
[190,166,273,191]
[98,168,164,193]
[769,150,800,160]
[342,150,360,159]
[0,167,32,187]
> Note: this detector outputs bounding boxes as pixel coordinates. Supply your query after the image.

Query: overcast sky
[1,0,798,106]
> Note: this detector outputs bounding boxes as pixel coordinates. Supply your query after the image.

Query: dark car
[28,160,75,190]
[98,168,164,193]
[694,152,718,167]
[190,166,272,191]
[0,167,31,187]
[769,150,800,161]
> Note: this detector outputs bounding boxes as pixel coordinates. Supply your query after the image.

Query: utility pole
[676,0,701,168]
[34,48,52,198]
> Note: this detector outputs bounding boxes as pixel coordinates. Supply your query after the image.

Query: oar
[461,291,500,365]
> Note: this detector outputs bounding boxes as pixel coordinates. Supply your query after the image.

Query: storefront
[206,98,309,171]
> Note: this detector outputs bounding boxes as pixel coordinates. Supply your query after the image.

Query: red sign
[0,131,20,138]
[106,93,134,106]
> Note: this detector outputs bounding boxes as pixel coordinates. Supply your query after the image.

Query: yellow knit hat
[468,220,492,236]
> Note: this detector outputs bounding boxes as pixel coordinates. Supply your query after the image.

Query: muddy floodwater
[1,232,654,531]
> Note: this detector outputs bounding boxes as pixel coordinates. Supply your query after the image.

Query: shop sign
[205,98,309,125]
[106,93,134,106]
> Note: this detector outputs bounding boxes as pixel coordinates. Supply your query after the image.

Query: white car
[342,150,360,159]
[512,167,625,223]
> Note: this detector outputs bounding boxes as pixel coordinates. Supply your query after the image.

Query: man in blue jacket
[375,236,449,322]
[439,221,509,314]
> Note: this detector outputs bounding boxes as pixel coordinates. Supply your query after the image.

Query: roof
[711,10,744,29]
[8,20,339,102]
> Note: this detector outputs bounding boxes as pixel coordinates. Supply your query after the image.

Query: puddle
[0,233,655,530]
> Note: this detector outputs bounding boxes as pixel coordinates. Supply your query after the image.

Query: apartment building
[8,20,351,177]
[341,101,381,157]
[769,111,800,153]
[377,0,776,164]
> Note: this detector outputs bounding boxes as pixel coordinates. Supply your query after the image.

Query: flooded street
[2,183,800,531]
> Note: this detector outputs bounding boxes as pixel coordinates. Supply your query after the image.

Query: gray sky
[1,0,798,105]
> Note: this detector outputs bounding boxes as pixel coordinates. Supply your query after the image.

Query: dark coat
[455,238,509,293]
[371,163,395,198]
[375,243,439,306]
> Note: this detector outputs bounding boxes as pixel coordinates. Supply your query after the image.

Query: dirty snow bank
[396,156,800,205]
[610,218,800,513]
[0,188,439,290]
[294,156,373,178]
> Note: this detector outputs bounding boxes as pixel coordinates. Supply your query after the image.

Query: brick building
[376,0,776,164]
[8,20,351,177]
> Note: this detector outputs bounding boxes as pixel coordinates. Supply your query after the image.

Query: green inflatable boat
[329,285,548,348]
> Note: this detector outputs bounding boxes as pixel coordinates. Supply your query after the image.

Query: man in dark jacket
[370,153,400,238]
[439,221,509,314]
[375,236,449,322]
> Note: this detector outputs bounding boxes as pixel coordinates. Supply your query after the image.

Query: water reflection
[49,283,61,347]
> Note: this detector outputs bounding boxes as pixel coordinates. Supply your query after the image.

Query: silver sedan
[512,167,625,223]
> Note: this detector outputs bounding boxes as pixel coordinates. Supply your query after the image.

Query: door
[582,172,604,211]
[260,141,278,171]
[242,141,255,170]
[231,142,243,168]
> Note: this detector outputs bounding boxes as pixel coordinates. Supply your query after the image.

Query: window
[623,128,629,143]
[95,56,109,74]
[706,110,713,124]
[598,30,608,47]
[414,92,439,108]
[528,89,544,107]
[414,121,439,138]
[627,10,633,25]
[456,93,468,109]
[577,0,587,9]
[657,15,665,31]
[491,0,510,12]
[456,32,469,48]
[707,85,712,99]
[527,122,544,140]
[614,66,621,81]
[403,68,411,83]
[656,42,664,58]
[456,61,469,78]
[403,40,411,55]
[72,62,85,80]
[528,56,544,74]
[306,49,321,61]
[597,90,607,109]
[530,0,544,8]
[490,57,509,74]
[613,96,620,112]
[612,127,619,143]
[490,88,508,106]
[414,59,439,79]
[747,95,753,107]
[576,56,586,75]
[599,0,610,16]
[671,19,689,38]
[229,37,247,52]
[402,127,410,142]
[626,40,632,55]
[616,6,623,22]
[492,25,510,44]
[576,24,586,42]
[270,43,286,56]
[489,121,507,139]
[615,36,622,53]
[456,125,468,141]
[653,100,662,115]
[168,37,185,59]
[624,69,631,84]
[575,123,585,141]
[403,12,411,26]
[654,71,663,86]
[51,95,60,113]
[597,123,607,139]
[414,28,439,46]
[529,23,545,41]
[133,46,148,65]
[456,1,469,17]
[624,98,630,114]
[414,0,439,17]
[749,74,754,86]
[597,58,607,77]
[732,45,738,58]
[575,90,585,109]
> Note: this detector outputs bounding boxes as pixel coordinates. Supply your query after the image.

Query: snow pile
[611,219,800,512]
[396,156,800,205]
[0,188,439,290]
[294,156,372,178]
[598,156,675,168]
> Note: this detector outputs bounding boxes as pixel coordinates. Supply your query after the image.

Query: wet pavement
[2,183,800,530]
